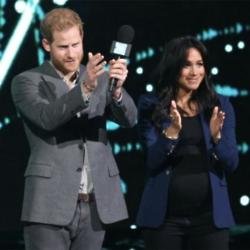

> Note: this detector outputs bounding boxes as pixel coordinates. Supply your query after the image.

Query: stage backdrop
[0,1,249,232]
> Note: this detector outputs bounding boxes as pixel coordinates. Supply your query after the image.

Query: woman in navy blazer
[136,36,238,250]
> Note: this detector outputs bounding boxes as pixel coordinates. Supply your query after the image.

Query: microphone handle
[109,77,117,92]
[109,56,120,92]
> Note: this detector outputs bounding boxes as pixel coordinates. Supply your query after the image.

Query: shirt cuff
[112,92,123,105]
[80,83,91,104]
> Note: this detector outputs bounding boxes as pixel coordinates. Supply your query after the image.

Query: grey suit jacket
[11,61,137,226]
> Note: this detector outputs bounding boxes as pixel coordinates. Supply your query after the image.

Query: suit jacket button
[78,144,83,150]
[76,167,82,172]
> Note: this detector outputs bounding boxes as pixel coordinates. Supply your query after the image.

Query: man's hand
[109,58,128,99]
[83,52,106,94]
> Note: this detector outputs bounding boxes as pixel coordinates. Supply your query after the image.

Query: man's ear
[42,38,51,52]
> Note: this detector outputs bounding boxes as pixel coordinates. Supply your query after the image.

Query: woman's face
[178,48,205,93]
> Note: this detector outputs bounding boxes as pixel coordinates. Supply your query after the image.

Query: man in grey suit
[11,8,137,250]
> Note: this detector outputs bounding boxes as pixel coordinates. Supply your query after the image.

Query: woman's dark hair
[152,36,219,129]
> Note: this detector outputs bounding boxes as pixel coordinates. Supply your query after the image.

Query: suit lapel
[40,61,69,97]
[39,62,103,117]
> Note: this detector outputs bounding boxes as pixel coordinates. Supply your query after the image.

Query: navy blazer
[136,93,239,229]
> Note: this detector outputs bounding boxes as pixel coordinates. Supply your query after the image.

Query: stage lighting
[238,142,249,154]
[53,0,68,6]
[240,195,250,206]
[225,44,233,53]
[136,66,143,75]
[106,120,120,131]
[146,83,154,92]
[14,0,26,14]
[0,0,41,88]
[4,117,10,125]
[211,67,219,75]
[237,41,245,49]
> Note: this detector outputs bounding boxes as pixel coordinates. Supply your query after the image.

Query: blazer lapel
[40,61,69,97]
[39,62,101,116]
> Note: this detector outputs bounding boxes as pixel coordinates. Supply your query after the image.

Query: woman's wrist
[212,132,221,144]
[213,135,221,144]
[162,127,180,140]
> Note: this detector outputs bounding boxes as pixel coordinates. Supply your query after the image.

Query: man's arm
[108,88,137,128]
[11,72,89,131]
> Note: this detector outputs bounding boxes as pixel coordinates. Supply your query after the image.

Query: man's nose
[66,47,74,57]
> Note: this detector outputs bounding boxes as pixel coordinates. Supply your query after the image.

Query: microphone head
[110,25,135,57]
[117,25,135,43]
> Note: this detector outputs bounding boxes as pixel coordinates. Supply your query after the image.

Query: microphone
[109,25,135,92]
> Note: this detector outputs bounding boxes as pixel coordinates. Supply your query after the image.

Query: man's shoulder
[13,62,50,79]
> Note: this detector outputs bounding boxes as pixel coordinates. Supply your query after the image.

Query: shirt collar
[49,61,80,85]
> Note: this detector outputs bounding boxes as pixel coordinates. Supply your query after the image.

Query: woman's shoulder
[138,93,159,111]
[216,94,231,106]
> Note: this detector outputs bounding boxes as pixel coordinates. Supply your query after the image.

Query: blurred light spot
[14,0,26,14]
[135,143,142,150]
[146,83,154,92]
[136,66,143,75]
[126,143,132,152]
[214,84,239,97]
[120,179,127,194]
[238,142,249,154]
[0,17,6,27]
[211,67,219,75]
[147,47,155,57]
[130,224,137,230]
[240,195,250,206]
[114,143,121,155]
[4,117,10,125]
[225,44,233,53]
[237,41,245,49]
[53,0,68,5]
[106,120,120,131]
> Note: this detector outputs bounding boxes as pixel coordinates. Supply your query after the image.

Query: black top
[167,115,212,217]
